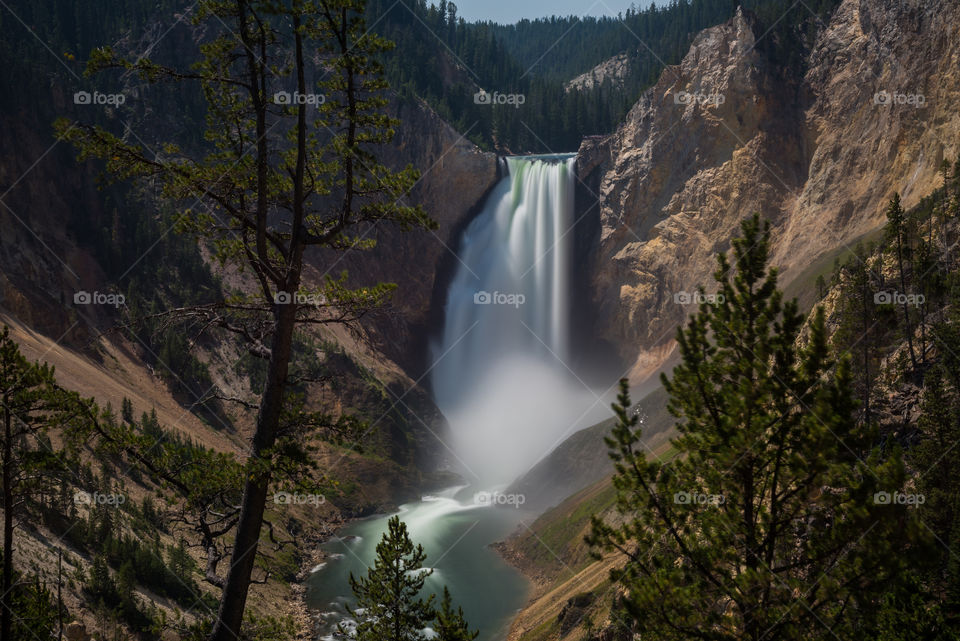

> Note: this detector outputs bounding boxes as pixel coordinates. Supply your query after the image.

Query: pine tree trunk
[861,278,871,424]
[209,2,288,636]
[897,228,919,374]
[742,461,759,641]
[208,301,298,641]
[2,404,14,641]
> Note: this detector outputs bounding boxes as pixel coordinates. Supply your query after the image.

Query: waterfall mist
[431,155,609,486]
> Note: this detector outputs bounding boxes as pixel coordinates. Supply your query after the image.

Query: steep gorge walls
[328,97,499,377]
[579,0,960,383]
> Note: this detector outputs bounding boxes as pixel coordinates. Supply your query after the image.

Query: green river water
[305,485,533,640]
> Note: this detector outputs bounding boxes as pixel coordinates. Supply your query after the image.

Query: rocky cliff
[333,96,499,376]
[580,0,960,383]
[565,52,631,92]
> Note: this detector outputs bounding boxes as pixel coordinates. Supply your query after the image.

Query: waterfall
[432,155,603,485]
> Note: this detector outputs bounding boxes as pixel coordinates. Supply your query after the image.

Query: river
[306,485,533,640]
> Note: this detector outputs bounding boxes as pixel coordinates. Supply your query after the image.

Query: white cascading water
[432,155,604,485]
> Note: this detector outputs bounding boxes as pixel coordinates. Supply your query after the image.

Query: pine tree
[588,215,922,641]
[0,325,76,641]
[7,571,59,640]
[815,273,827,300]
[886,193,920,374]
[435,586,478,641]
[56,2,433,637]
[876,571,952,641]
[911,367,960,621]
[86,554,118,608]
[121,397,134,424]
[346,516,435,641]
[834,243,884,425]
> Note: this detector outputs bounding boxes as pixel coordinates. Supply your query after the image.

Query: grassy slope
[782,226,887,312]
[502,440,678,641]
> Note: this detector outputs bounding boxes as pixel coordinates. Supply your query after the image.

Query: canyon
[2,0,960,638]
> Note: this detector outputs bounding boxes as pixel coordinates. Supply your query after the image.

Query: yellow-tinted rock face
[582,1,960,383]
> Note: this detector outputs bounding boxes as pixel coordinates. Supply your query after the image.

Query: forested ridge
[579,160,960,641]
[368,0,842,151]
[2,0,844,154]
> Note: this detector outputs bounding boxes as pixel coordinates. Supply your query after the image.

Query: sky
[450,0,650,24]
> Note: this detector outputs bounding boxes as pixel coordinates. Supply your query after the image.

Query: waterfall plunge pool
[305,486,533,641]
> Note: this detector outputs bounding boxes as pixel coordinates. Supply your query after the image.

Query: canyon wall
[331,96,499,376]
[580,0,960,383]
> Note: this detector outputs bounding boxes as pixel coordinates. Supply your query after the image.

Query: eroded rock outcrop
[582,0,960,382]
[566,52,631,92]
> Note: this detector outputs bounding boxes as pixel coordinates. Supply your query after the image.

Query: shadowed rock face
[0,22,497,478]
[322,97,499,376]
[579,0,960,384]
